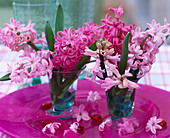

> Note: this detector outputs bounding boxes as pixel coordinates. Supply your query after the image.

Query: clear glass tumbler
[13,0,57,39]
[58,0,96,29]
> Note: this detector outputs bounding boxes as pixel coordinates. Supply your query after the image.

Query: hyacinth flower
[117,118,139,136]
[0,4,103,117]
[87,91,101,102]
[0,4,101,83]
[146,116,164,134]
[84,5,170,122]
[72,104,90,122]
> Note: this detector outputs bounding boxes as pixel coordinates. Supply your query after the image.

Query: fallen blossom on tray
[146,116,163,134]
[72,104,90,122]
[42,122,61,136]
[117,118,139,136]
[87,91,101,102]
[99,118,112,131]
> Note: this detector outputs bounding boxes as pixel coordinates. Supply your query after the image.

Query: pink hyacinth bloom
[84,41,120,80]
[72,104,90,122]
[33,32,47,50]
[10,69,27,83]
[108,5,124,19]
[29,63,44,78]
[129,44,143,59]
[101,72,139,91]
[87,91,101,102]
[147,19,166,44]
[131,27,144,43]
[41,59,53,79]
[42,122,61,135]
[20,46,34,57]
[77,22,102,46]
[23,53,41,70]
[53,26,89,71]
[52,22,101,72]
[117,118,139,136]
[101,77,121,91]
[4,17,25,33]
[146,116,163,134]
[99,118,112,131]
[163,18,170,33]
[22,20,36,33]
[101,6,134,55]
[0,18,40,51]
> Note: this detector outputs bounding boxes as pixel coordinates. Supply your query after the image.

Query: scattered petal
[146,116,163,134]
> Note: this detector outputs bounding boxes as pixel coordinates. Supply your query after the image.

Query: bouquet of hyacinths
[0,4,169,117]
[84,5,170,120]
[0,5,101,115]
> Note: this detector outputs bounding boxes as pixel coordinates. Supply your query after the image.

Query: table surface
[1,45,170,94]
[0,80,170,138]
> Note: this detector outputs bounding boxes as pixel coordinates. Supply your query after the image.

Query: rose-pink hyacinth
[53,22,101,71]
[108,5,123,19]
[77,22,102,46]
[53,27,86,71]
[101,6,135,54]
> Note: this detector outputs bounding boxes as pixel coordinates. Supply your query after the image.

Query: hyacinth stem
[99,53,108,79]
[27,41,40,51]
[140,34,152,49]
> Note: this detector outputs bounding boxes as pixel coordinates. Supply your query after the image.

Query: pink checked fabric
[0,46,21,94]
[138,45,170,92]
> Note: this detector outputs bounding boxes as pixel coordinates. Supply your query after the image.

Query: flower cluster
[128,18,170,78]
[84,5,170,91]
[0,18,101,82]
[0,5,169,86]
[0,18,46,51]
[8,50,53,83]
[53,22,102,71]
[101,5,135,54]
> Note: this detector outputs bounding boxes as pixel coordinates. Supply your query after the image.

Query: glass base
[46,106,73,119]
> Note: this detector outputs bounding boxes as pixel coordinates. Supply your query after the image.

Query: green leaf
[0,73,11,81]
[75,41,97,70]
[55,4,64,35]
[119,32,130,75]
[45,21,55,52]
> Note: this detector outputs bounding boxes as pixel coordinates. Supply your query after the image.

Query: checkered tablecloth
[0,44,170,95]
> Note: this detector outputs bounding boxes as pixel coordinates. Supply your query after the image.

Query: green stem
[27,41,40,51]
[140,35,152,49]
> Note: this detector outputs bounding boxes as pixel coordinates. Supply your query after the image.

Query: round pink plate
[0,80,169,138]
